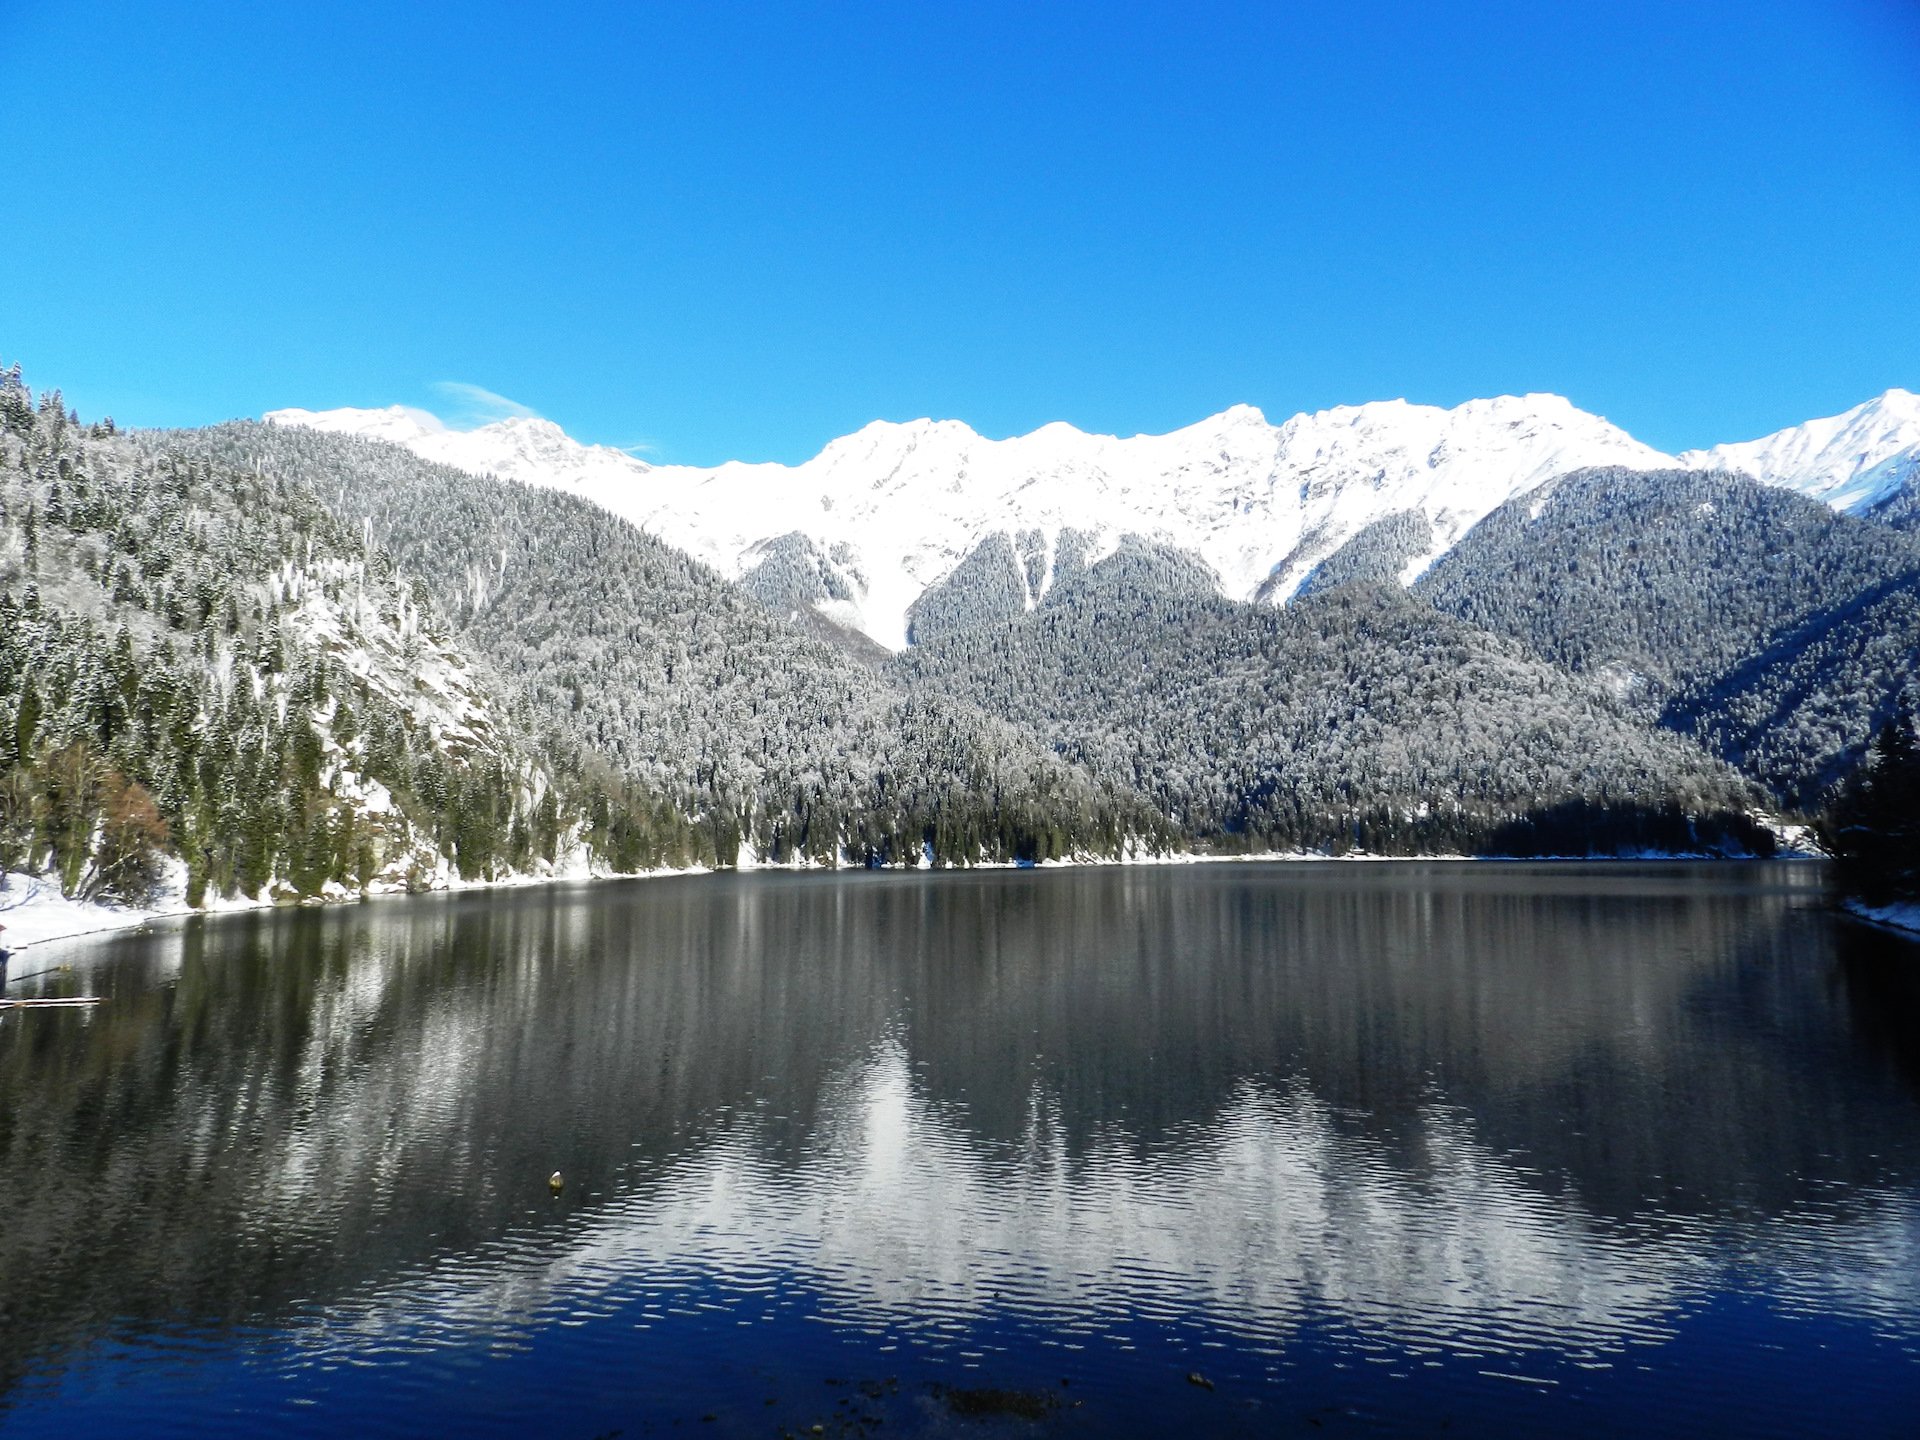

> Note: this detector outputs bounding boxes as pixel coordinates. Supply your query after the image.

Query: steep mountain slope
[1867,485,1920,535]
[892,556,1766,856]
[151,421,1162,867]
[0,368,674,905]
[1679,583,1920,806]
[1295,511,1435,598]
[1680,389,1920,517]
[271,395,1672,649]
[1416,467,1920,805]
[902,529,1221,646]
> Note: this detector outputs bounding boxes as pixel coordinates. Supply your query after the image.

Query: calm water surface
[2,863,1918,1438]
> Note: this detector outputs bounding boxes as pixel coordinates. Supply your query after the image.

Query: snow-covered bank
[1,872,186,952]
[1843,898,1920,940]
[0,863,270,954]
[0,857,695,957]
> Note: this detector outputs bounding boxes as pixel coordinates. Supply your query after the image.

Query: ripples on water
[1,863,1918,1437]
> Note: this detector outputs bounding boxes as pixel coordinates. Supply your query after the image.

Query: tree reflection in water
[1,862,1916,1435]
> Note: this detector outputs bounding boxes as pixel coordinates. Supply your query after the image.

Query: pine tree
[1818,716,1920,905]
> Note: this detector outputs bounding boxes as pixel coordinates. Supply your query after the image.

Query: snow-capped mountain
[270,395,1671,650]
[1679,389,1920,515]
[269,405,653,496]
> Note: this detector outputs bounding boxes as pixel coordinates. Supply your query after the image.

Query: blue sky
[3,1,1917,464]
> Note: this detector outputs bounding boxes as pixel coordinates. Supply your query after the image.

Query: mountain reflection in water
[2,863,1917,1437]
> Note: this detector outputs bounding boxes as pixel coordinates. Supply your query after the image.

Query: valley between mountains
[4,365,1919,920]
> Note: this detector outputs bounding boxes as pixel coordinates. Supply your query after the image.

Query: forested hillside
[905,531,1039,647]
[1867,480,1920,534]
[735,531,891,661]
[149,422,1163,867]
[1295,510,1434,597]
[1416,467,1920,805]
[893,554,1768,855]
[0,366,704,904]
[23,363,1909,898]
[1667,583,1920,807]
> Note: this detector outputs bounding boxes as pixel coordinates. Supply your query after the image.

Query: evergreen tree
[1818,716,1920,905]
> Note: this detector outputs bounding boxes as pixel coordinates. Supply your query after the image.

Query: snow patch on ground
[1763,821,1822,857]
[0,862,203,953]
[0,855,715,960]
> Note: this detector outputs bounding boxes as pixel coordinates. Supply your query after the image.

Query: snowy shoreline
[1841,898,1920,940]
[2,847,1822,960]
[0,858,684,957]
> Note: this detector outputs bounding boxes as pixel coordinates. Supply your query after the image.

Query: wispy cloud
[431,381,539,428]
[394,405,450,434]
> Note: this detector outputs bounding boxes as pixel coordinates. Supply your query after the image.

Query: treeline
[1295,510,1434,598]
[1866,470,1920,534]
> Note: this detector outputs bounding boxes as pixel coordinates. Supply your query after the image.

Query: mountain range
[271,388,1920,652]
[4,360,1919,910]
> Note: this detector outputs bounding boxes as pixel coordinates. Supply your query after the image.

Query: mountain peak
[810,416,983,468]
[1211,402,1270,428]
[266,404,445,444]
[1864,386,1920,421]
[1678,389,1920,514]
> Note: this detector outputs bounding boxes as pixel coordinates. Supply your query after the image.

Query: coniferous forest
[0,365,705,903]
[4,360,1919,912]
[1817,716,1920,907]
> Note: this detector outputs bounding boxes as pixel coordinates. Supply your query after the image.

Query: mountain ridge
[270,392,1674,649]
[273,387,1920,654]
[1679,388,1920,515]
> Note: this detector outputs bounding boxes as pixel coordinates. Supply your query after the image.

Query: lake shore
[0,858,683,957]
[1842,897,1920,939]
[2,838,1822,961]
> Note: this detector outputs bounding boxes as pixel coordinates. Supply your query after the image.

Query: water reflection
[1,863,1917,1420]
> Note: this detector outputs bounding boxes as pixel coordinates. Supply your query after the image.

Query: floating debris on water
[938,1385,1060,1420]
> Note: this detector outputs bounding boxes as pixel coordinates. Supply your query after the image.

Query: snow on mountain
[267,405,654,496]
[1679,389,1920,515]
[268,395,1672,650]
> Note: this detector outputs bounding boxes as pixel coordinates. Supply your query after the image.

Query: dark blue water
[2,863,1917,1438]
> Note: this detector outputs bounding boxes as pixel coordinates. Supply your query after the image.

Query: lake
[1,862,1917,1438]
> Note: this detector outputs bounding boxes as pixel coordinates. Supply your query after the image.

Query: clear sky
[3,1,1917,464]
